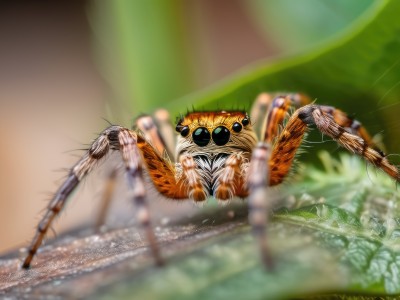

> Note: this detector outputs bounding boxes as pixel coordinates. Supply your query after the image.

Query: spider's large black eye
[192,127,211,146]
[212,126,230,146]
[241,117,249,126]
[232,122,242,132]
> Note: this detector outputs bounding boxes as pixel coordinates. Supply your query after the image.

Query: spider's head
[175,111,257,156]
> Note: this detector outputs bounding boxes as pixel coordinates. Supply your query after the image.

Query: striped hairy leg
[22,126,178,269]
[247,94,398,268]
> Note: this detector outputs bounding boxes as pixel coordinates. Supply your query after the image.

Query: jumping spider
[22,93,400,269]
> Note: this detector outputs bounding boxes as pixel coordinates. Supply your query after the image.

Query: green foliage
[284,152,400,295]
[247,0,375,51]
[90,0,195,114]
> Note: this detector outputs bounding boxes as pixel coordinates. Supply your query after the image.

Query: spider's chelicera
[22,93,400,269]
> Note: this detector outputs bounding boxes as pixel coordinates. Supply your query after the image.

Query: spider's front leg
[22,126,163,269]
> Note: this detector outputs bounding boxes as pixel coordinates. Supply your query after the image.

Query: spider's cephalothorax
[174,111,257,201]
[22,93,400,269]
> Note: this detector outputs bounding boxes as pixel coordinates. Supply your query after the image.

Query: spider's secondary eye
[180,126,190,137]
[241,117,250,126]
[232,122,242,132]
[192,127,211,146]
[176,124,190,137]
[212,126,230,146]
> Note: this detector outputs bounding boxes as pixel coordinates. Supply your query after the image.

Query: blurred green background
[1,0,399,281]
[90,0,376,111]
[90,0,378,115]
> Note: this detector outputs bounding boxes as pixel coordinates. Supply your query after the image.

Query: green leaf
[246,0,375,51]
[89,0,195,115]
[167,0,400,153]
[281,152,400,295]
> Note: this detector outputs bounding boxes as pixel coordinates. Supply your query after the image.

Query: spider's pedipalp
[214,153,247,200]
[180,155,208,202]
